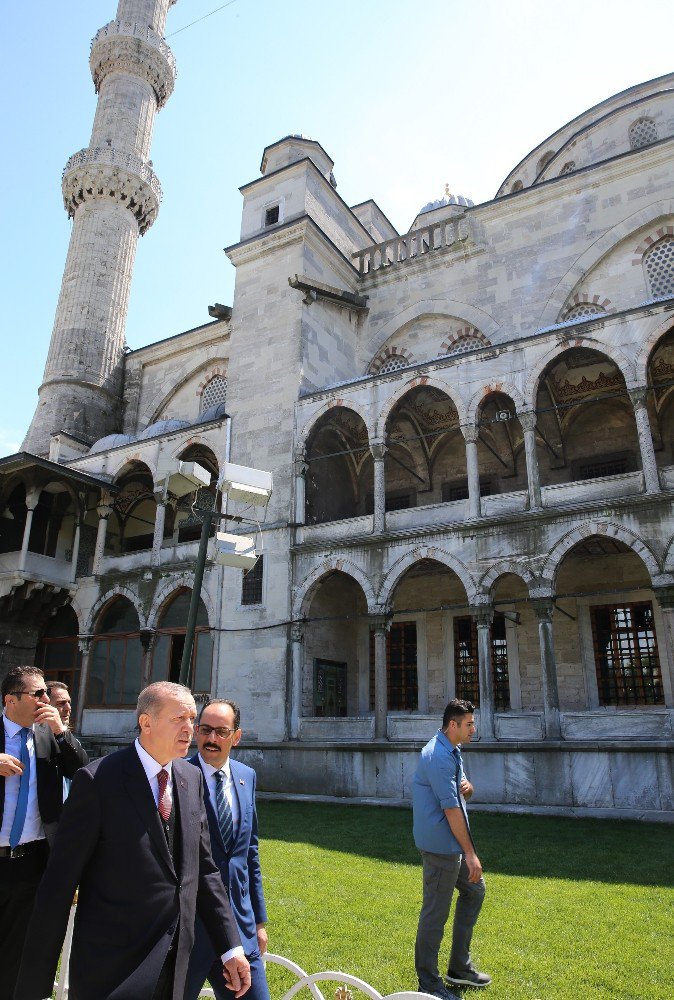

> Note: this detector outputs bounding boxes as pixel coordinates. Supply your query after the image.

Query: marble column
[471,605,495,740]
[140,628,157,688]
[92,497,113,575]
[629,388,660,493]
[74,635,92,733]
[294,452,308,526]
[532,598,562,739]
[371,442,387,533]
[18,489,40,572]
[69,516,82,583]
[151,493,166,567]
[461,425,481,519]
[520,410,542,510]
[653,588,674,707]
[371,616,390,739]
[289,622,305,739]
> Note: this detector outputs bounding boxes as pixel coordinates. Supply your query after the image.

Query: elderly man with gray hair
[14,681,250,1000]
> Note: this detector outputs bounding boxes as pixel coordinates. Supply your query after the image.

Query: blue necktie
[214,771,233,853]
[9,728,31,850]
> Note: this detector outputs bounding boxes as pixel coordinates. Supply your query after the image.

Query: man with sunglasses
[184,699,270,1000]
[0,665,88,1000]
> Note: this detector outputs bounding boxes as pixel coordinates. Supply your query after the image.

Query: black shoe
[418,983,462,1000]
[446,967,492,988]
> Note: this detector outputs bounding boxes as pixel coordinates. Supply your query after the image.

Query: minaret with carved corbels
[22,0,177,455]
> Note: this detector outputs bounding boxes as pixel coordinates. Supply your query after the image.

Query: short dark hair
[1,666,45,704]
[47,681,70,695]
[442,699,475,729]
[199,698,240,730]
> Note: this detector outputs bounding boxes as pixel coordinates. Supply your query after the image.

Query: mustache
[203,743,221,751]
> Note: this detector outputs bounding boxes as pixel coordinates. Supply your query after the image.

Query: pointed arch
[376,375,465,438]
[363,299,501,362]
[297,399,372,453]
[466,383,526,425]
[378,546,477,609]
[478,562,536,598]
[635,312,674,384]
[142,357,230,428]
[293,558,377,618]
[524,338,635,407]
[85,586,145,635]
[541,522,661,585]
[148,573,216,629]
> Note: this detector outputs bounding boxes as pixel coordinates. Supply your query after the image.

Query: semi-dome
[418,194,474,216]
[88,433,133,454]
[197,402,228,423]
[138,419,190,440]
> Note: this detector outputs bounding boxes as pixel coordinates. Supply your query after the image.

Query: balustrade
[353,216,477,275]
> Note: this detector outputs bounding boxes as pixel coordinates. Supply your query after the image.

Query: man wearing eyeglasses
[0,665,88,1000]
[184,699,270,1000]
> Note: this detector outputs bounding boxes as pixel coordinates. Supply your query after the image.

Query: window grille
[369,621,418,711]
[629,118,658,150]
[644,237,674,299]
[445,336,484,357]
[265,205,280,226]
[563,302,606,321]
[590,602,664,706]
[366,492,415,514]
[241,555,264,605]
[376,355,408,374]
[442,479,493,502]
[578,456,629,480]
[200,375,227,412]
[559,161,576,175]
[453,614,510,709]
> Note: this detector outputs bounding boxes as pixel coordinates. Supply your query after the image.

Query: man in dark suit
[184,699,270,1000]
[14,681,251,1000]
[0,665,88,1000]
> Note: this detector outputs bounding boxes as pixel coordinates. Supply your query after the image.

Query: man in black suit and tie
[14,681,251,1000]
[0,665,88,1000]
[184,699,270,1000]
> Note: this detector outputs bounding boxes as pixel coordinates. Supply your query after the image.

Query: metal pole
[179,508,213,687]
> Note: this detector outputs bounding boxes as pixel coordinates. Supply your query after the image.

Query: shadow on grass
[257,800,674,888]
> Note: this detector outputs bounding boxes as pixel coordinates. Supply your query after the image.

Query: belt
[0,840,47,859]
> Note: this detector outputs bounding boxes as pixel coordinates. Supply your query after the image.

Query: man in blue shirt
[413,699,490,998]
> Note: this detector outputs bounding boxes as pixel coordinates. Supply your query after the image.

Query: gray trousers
[415,850,486,991]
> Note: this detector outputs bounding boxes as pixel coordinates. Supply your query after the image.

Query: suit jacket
[14,745,241,1000]
[0,722,88,847]
[190,753,267,955]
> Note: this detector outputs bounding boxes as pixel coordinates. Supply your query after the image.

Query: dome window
[629,118,658,150]
[559,161,575,175]
[644,236,674,299]
[200,374,227,413]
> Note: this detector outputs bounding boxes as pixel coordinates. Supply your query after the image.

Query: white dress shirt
[0,711,46,846]
[133,741,243,965]
[198,754,239,836]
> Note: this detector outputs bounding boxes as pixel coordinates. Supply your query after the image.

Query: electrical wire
[167,0,241,38]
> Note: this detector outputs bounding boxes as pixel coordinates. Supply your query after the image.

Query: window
[453,614,510,709]
[88,599,142,707]
[537,151,555,174]
[377,355,408,374]
[200,375,227,413]
[241,555,264,605]
[590,602,664,706]
[629,118,658,150]
[445,336,485,357]
[313,659,347,716]
[511,180,523,193]
[369,621,418,711]
[644,237,674,299]
[563,302,606,322]
[442,479,493,502]
[36,607,81,718]
[265,205,280,226]
[150,590,213,693]
[577,454,631,480]
[559,161,575,175]
[365,491,415,514]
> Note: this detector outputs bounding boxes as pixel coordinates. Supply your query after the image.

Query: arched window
[377,356,408,374]
[629,118,658,150]
[0,484,27,553]
[563,302,606,322]
[150,590,213,693]
[511,180,523,193]
[559,161,575,175]
[200,375,227,413]
[644,236,674,299]
[445,335,485,356]
[87,598,142,707]
[537,151,555,174]
[36,606,81,716]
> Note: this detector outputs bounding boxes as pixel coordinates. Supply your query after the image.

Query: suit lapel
[230,760,246,848]
[173,761,190,877]
[193,754,226,854]
[33,723,52,761]
[122,746,176,881]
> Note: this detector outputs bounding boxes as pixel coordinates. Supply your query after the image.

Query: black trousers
[151,932,178,1000]
[0,844,49,1000]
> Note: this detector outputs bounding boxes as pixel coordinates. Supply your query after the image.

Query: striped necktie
[9,729,31,850]
[214,770,233,853]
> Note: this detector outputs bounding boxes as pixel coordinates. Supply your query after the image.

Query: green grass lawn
[250,802,673,1000]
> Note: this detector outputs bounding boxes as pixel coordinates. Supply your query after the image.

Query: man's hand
[33,703,65,735]
[256,923,268,955]
[464,851,483,883]
[459,778,473,800]
[223,955,251,997]
[0,753,23,777]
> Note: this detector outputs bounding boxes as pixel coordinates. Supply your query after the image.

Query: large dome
[418,194,474,216]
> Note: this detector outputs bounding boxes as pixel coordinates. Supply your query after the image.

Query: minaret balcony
[90,20,177,109]
[62,147,162,233]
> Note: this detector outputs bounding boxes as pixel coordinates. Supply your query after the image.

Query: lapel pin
[239,779,245,785]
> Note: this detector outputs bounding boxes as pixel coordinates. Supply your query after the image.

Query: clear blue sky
[1,0,671,453]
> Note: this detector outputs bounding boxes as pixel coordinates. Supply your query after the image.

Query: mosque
[2,0,673,819]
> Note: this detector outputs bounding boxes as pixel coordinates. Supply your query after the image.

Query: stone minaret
[22,0,177,455]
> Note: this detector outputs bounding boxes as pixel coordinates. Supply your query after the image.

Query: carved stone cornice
[62,147,161,234]
[90,21,177,108]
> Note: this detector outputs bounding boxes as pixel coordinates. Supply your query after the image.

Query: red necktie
[157,768,171,821]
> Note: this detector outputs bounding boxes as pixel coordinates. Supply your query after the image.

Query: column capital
[518,410,538,433]
[294,451,309,476]
[139,627,157,653]
[628,386,649,409]
[368,613,391,632]
[25,487,41,511]
[77,634,94,654]
[370,440,387,461]
[469,604,493,627]
[654,587,674,612]
[531,597,555,623]
[290,621,305,643]
[460,424,479,444]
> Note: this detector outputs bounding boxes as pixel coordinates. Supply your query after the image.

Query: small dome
[418,194,474,215]
[88,433,133,454]
[197,402,228,424]
[138,419,190,440]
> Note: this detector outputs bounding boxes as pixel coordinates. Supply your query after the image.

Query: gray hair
[136,681,194,724]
